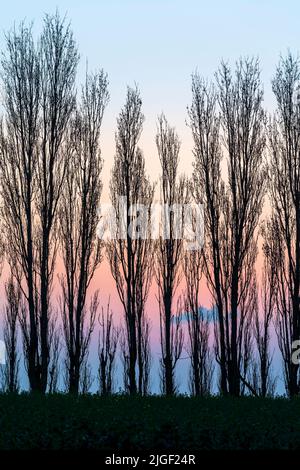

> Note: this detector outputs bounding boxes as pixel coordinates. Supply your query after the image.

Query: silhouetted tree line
[0,13,299,398]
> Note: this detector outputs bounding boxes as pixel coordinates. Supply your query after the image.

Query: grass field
[0,394,299,451]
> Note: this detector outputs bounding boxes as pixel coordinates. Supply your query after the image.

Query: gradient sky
[0,0,297,393]
[1,0,299,190]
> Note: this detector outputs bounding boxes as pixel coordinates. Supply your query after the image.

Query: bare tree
[250,223,276,397]
[217,58,265,396]
[80,358,94,394]
[107,86,154,395]
[0,23,41,392]
[238,273,256,396]
[118,310,151,396]
[1,277,20,393]
[183,247,214,396]
[37,13,79,392]
[59,70,108,394]
[189,58,266,396]
[188,77,226,393]
[0,14,79,392]
[119,327,130,393]
[155,114,185,395]
[98,300,119,395]
[267,53,300,397]
[140,315,151,395]
[48,316,61,393]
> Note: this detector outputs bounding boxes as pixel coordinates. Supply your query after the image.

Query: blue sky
[0,0,299,186]
[1,1,299,103]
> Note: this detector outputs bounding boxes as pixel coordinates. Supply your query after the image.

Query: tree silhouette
[0,11,298,398]
[189,58,266,396]
[38,13,79,392]
[267,53,300,397]
[0,23,41,392]
[1,277,20,393]
[155,114,185,395]
[98,300,119,395]
[59,70,108,394]
[251,222,276,397]
[183,245,214,396]
[0,14,78,393]
[107,86,154,395]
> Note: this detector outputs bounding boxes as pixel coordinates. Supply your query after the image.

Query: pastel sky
[1,0,299,191]
[0,0,297,393]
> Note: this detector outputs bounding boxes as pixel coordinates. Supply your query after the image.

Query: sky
[0,0,299,189]
[0,0,297,393]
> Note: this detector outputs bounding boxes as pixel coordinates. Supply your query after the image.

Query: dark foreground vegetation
[0,394,299,451]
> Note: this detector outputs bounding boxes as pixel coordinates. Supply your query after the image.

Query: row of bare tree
[0,13,299,397]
